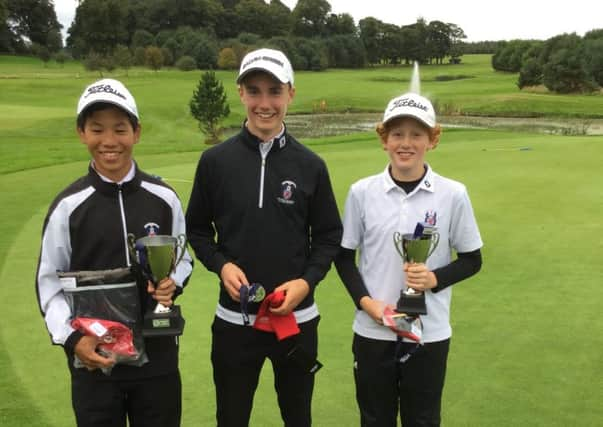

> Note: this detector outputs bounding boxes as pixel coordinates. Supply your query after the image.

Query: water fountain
[409,61,421,94]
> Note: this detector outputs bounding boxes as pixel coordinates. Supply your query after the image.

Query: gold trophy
[393,223,439,315]
[128,234,187,337]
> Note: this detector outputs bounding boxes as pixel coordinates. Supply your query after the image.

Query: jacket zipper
[117,185,131,266]
[258,144,271,208]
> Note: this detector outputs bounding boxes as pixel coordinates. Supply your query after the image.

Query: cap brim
[78,99,138,120]
[384,112,434,128]
[236,67,289,84]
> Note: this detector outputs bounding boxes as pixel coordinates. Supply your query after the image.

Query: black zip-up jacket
[186,125,342,317]
[36,163,193,380]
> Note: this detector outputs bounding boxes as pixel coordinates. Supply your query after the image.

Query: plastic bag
[382,306,423,343]
[59,267,148,374]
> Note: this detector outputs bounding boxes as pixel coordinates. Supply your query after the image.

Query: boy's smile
[239,72,295,141]
[381,117,437,181]
[78,106,140,182]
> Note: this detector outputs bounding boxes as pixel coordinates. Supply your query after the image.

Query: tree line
[1,0,62,60]
[492,30,603,94]
[2,0,467,70]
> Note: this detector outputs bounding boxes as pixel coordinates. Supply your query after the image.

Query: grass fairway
[1,55,603,426]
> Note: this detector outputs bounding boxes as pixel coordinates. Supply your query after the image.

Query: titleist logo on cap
[389,97,429,112]
[242,55,284,69]
[85,84,127,100]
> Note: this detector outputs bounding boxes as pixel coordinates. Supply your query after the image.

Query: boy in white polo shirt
[335,92,483,426]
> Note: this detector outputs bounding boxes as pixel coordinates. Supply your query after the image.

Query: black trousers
[211,315,320,427]
[352,334,450,427]
[71,371,181,427]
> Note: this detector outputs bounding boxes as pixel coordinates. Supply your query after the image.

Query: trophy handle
[393,232,405,259]
[426,232,440,258]
[173,234,187,267]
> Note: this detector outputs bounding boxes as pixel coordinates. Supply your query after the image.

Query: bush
[133,46,146,66]
[175,55,197,71]
[145,46,164,71]
[83,52,105,75]
[54,50,71,66]
[217,47,237,69]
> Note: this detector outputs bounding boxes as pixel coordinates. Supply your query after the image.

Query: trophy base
[142,305,185,337]
[396,291,427,315]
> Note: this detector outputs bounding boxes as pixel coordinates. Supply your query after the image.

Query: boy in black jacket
[36,78,193,427]
[186,48,342,426]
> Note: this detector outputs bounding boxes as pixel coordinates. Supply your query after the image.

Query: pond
[283,113,603,138]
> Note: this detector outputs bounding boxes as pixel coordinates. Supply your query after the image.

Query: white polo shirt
[341,164,483,342]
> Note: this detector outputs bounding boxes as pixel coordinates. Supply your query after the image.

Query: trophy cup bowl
[393,230,439,315]
[128,234,187,337]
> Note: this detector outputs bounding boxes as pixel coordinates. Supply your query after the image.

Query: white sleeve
[36,202,75,345]
[340,185,364,251]
[170,196,193,288]
[449,188,483,253]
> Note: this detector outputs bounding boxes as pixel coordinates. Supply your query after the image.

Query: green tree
[193,35,218,69]
[6,0,62,52]
[267,0,292,37]
[67,0,129,57]
[517,58,543,89]
[543,47,595,93]
[235,0,270,37]
[32,42,51,65]
[132,29,154,49]
[583,38,603,86]
[358,17,384,65]
[189,70,230,144]
[325,13,356,36]
[291,0,331,37]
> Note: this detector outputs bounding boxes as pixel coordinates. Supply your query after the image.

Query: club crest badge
[144,222,160,236]
[424,211,437,227]
[277,180,296,205]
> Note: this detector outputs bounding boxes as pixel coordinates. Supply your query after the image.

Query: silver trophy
[128,234,187,337]
[393,224,439,315]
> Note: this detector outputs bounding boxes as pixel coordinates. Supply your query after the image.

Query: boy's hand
[220,262,249,302]
[74,335,115,371]
[270,279,310,315]
[403,262,437,291]
[359,296,385,325]
[147,277,177,307]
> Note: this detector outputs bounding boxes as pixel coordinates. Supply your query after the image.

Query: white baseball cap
[236,48,294,85]
[77,78,139,119]
[382,92,436,128]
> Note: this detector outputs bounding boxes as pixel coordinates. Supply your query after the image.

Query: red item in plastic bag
[72,317,137,357]
[382,307,422,343]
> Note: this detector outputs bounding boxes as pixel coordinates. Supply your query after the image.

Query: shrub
[175,55,197,71]
[217,47,237,69]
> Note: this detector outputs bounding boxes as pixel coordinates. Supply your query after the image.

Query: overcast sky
[54,0,601,43]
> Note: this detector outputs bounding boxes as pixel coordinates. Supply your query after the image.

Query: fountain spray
[409,61,421,94]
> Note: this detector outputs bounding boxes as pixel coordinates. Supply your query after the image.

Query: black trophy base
[396,291,427,315]
[142,305,185,337]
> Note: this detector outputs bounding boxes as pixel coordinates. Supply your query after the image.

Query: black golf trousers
[71,370,181,427]
[211,315,320,427]
[353,334,450,427]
